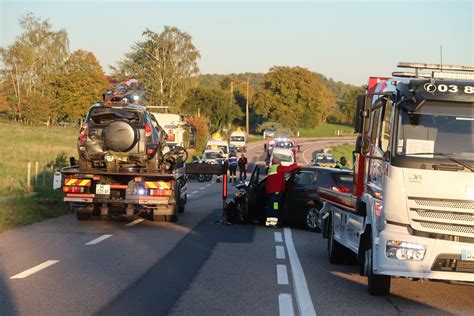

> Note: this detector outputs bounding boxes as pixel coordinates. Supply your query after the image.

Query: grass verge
[329,143,355,168]
[298,123,355,137]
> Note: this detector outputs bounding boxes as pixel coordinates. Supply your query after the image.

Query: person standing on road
[228,153,238,183]
[265,157,298,227]
[216,151,225,183]
[238,153,248,181]
[336,156,348,169]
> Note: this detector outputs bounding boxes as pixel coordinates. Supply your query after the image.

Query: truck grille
[408,197,474,238]
[432,254,474,274]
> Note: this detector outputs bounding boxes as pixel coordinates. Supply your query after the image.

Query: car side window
[294,171,317,185]
[379,99,393,153]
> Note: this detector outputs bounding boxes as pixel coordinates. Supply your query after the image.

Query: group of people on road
[215,151,248,183]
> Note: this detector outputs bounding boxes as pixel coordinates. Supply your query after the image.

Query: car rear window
[331,172,354,188]
[88,107,142,125]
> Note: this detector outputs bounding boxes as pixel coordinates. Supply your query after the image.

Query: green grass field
[329,143,355,168]
[298,123,354,137]
[0,122,77,232]
[0,122,77,195]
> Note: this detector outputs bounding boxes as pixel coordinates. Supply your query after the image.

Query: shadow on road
[98,209,255,316]
[0,256,18,315]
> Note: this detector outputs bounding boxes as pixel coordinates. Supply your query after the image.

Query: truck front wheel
[366,248,391,296]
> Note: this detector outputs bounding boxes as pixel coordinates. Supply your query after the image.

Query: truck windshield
[396,101,474,162]
[230,136,245,142]
[273,153,293,162]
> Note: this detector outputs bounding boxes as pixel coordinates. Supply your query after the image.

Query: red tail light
[78,124,89,143]
[63,186,85,193]
[331,185,351,193]
[167,134,175,141]
[146,148,155,155]
[145,124,153,137]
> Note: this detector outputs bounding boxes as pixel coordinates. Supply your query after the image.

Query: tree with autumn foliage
[187,115,210,154]
[253,66,335,129]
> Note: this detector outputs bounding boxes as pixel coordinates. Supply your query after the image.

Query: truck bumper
[374,223,474,283]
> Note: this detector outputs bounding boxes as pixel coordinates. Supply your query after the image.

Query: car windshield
[230,136,245,141]
[273,152,293,162]
[89,107,141,124]
[316,156,335,163]
[205,152,218,159]
[275,141,294,149]
[206,145,228,153]
[396,101,474,161]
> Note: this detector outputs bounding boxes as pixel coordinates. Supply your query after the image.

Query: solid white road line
[284,228,316,316]
[85,234,113,246]
[10,260,60,279]
[276,245,286,259]
[274,232,283,243]
[125,219,144,227]
[279,293,295,316]
[277,264,289,285]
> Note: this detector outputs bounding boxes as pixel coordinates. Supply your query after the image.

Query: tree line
[0,13,362,131]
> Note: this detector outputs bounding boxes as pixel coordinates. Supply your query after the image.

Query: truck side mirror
[354,136,362,153]
[354,95,366,134]
[264,144,267,150]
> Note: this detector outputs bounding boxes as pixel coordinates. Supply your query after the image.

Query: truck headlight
[386,240,426,261]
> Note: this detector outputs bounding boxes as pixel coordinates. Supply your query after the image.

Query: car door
[283,170,317,222]
[246,165,260,211]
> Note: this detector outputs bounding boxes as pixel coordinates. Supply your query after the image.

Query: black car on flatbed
[78,103,166,172]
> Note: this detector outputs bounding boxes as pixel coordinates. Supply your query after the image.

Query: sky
[1,0,473,85]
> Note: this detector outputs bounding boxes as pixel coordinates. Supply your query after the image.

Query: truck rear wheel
[328,220,346,264]
[76,212,91,221]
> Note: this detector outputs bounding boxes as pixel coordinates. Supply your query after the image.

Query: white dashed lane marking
[276,245,286,259]
[191,191,198,194]
[279,293,295,316]
[85,234,113,246]
[10,260,60,279]
[200,187,205,190]
[284,228,316,316]
[125,219,144,227]
[206,184,211,187]
[274,232,283,242]
[277,264,289,285]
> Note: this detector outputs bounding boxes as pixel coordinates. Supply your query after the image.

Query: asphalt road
[1,137,473,316]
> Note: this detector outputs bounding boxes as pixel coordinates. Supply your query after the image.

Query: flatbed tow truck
[60,165,187,222]
[318,62,474,296]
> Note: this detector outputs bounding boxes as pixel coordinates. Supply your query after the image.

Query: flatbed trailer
[60,165,187,222]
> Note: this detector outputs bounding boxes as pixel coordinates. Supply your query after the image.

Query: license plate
[96,184,110,195]
[461,249,474,261]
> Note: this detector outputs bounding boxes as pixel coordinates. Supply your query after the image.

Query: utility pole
[230,82,234,94]
[246,76,250,136]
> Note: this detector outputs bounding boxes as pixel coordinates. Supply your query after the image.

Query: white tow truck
[318,62,474,296]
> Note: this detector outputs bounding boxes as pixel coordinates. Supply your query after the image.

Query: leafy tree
[327,86,365,125]
[112,26,200,111]
[181,86,242,133]
[187,115,210,154]
[53,50,108,122]
[253,66,335,129]
[0,13,69,120]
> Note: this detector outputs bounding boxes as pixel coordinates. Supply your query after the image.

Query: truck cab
[320,62,474,296]
[229,130,247,152]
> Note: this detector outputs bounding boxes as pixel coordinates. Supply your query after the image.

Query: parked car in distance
[244,165,353,231]
[263,127,277,139]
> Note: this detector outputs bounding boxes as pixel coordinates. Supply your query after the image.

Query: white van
[229,131,247,152]
[269,147,295,166]
[205,139,229,158]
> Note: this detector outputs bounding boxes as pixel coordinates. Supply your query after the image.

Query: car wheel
[204,174,213,181]
[305,207,321,232]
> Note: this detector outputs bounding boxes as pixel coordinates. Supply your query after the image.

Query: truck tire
[328,220,346,264]
[204,174,213,182]
[366,245,391,296]
[165,215,178,222]
[76,212,91,221]
[197,174,206,182]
